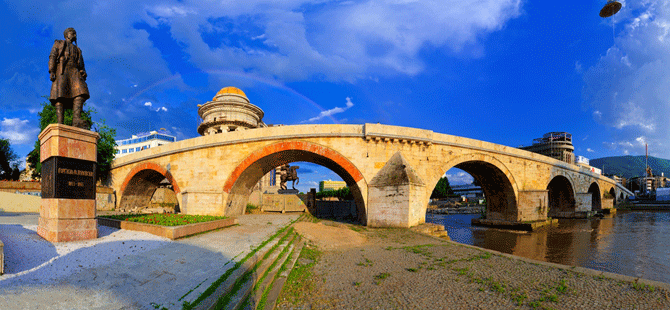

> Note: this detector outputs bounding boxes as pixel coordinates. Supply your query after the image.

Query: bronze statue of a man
[49,28,89,128]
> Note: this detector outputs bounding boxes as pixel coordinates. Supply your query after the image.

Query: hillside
[590,155,670,179]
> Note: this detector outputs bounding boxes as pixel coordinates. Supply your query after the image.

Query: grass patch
[278,244,322,306]
[245,203,259,214]
[374,272,391,285]
[632,282,656,292]
[357,258,373,267]
[555,279,568,294]
[512,292,528,306]
[402,244,434,257]
[100,213,226,226]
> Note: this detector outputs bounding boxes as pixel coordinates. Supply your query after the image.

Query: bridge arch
[546,175,576,217]
[588,182,602,210]
[118,162,181,211]
[609,187,616,205]
[431,153,519,221]
[223,140,367,222]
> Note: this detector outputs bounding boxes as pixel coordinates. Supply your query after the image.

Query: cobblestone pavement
[277,223,670,310]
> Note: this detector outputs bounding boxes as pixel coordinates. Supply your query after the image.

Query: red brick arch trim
[119,162,181,195]
[223,140,364,194]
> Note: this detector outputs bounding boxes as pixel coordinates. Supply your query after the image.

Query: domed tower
[197,87,267,136]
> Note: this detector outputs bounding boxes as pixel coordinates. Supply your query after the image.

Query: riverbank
[276,220,670,309]
[427,205,485,215]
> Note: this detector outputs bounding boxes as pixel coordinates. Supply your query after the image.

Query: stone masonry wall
[517,190,548,222]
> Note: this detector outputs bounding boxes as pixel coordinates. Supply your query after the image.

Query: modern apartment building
[115,129,176,158]
[319,180,347,192]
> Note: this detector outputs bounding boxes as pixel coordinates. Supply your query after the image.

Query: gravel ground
[0,212,299,309]
[278,222,670,310]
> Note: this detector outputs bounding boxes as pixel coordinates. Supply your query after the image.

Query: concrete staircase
[188,218,305,310]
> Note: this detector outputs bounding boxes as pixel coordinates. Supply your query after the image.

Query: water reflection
[426,211,670,283]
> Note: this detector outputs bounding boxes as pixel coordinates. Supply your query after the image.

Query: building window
[136,147,141,152]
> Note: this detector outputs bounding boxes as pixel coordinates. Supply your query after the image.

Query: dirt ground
[277,220,670,310]
[292,222,367,250]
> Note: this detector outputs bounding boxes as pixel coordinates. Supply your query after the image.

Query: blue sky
[1,0,669,192]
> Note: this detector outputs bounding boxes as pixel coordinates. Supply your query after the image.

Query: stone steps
[410,223,450,240]
[260,238,305,310]
[190,223,294,310]
[189,216,306,310]
[238,233,300,310]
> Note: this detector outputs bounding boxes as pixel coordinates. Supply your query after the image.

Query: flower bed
[100,214,226,226]
[97,214,238,240]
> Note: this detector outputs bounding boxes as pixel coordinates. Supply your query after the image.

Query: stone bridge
[109,124,623,227]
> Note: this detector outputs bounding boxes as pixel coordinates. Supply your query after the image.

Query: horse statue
[279,164,299,190]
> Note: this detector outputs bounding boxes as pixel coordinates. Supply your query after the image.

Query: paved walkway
[0,212,299,310]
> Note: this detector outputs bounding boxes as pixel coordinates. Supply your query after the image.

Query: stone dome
[213,86,247,100]
[197,86,266,136]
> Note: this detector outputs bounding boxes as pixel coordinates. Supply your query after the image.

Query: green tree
[316,186,354,201]
[431,176,453,199]
[27,102,117,182]
[0,138,20,180]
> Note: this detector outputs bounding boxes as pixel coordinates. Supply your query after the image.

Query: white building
[115,130,176,158]
[576,155,589,165]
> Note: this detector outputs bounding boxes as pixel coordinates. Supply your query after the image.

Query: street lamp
[600,0,622,18]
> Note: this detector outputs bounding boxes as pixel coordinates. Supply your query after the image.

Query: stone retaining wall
[0,181,116,212]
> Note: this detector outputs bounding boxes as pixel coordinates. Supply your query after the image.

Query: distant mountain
[590,155,670,179]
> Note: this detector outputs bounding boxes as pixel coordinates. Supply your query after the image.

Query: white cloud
[0,118,40,145]
[574,60,582,73]
[303,97,355,123]
[144,101,153,107]
[156,107,168,112]
[583,0,670,156]
[602,136,654,156]
[592,110,602,120]
[587,148,595,153]
[445,171,474,185]
[635,136,647,146]
[143,0,523,81]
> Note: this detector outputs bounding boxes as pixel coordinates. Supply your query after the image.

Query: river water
[426,210,670,283]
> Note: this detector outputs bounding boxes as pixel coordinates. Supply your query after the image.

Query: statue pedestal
[278,189,299,195]
[37,124,99,242]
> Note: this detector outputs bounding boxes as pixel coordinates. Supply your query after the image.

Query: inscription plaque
[41,156,96,199]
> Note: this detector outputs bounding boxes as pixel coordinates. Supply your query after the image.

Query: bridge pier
[181,190,225,216]
[517,190,549,222]
[367,152,426,228]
